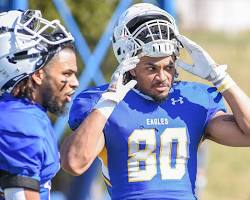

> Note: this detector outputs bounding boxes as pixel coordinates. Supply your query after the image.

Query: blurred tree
[29,0,119,49]
[29,0,121,82]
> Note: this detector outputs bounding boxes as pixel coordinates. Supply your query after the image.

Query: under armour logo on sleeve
[171,97,184,105]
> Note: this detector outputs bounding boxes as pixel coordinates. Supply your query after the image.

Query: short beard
[41,80,68,116]
[151,94,169,103]
[151,79,176,103]
[44,94,68,116]
[138,85,171,103]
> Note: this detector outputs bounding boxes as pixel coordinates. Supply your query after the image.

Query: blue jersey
[69,81,226,200]
[0,94,60,200]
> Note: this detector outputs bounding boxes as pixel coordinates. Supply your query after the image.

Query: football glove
[94,56,139,119]
[176,34,235,92]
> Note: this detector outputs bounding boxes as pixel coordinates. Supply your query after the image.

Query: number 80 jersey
[69,81,226,200]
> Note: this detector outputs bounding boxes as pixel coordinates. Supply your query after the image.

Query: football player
[0,10,79,200]
[61,3,250,200]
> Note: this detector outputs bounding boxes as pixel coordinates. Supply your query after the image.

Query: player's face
[131,55,176,102]
[40,48,79,115]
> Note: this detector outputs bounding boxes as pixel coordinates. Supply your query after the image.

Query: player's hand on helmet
[175,34,228,85]
[94,56,139,119]
[104,56,139,103]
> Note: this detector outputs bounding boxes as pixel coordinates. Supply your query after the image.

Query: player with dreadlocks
[0,9,79,200]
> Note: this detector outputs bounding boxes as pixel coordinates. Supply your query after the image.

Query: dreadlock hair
[11,76,36,102]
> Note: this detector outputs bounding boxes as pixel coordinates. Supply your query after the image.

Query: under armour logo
[171,97,184,105]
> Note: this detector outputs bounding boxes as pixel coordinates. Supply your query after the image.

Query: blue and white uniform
[0,94,60,200]
[69,81,226,200]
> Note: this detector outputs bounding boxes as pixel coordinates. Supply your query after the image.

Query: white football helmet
[0,9,74,95]
[112,3,181,63]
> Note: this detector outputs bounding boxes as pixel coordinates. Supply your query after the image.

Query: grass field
[179,31,250,200]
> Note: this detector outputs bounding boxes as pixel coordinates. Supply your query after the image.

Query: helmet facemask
[130,18,179,58]
[15,10,73,47]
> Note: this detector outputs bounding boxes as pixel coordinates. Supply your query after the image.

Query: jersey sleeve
[68,84,108,130]
[0,130,44,182]
[203,85,227,125]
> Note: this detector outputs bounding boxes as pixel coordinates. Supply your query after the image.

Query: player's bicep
[4,188,39,200]
[205,111,250,146]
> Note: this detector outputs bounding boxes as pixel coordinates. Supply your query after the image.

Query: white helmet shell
[112,3,180,63]
[0,10,74,94]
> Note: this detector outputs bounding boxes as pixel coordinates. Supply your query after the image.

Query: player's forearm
[60,110,106,175]
[222,84,250,135]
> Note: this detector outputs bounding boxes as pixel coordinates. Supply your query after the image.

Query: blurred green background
[179,31,250,200]
[28,1,250,199]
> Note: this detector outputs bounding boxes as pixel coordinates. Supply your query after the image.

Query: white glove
[94,56,140,119]
[176,34,235,92]
[176,35,227,83]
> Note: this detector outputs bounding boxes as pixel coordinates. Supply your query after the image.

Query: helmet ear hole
[113,37,136,62]
[117,48,121,56]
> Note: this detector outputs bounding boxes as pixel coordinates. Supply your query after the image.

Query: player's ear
[31,69,45,86]
[129,69,136,77]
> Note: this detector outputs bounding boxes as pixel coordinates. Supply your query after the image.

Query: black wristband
[0,170,39,191]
